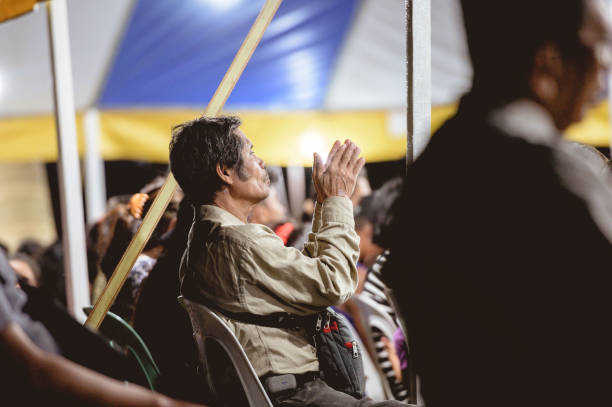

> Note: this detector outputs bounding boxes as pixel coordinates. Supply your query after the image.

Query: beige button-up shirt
[180,196,360,377]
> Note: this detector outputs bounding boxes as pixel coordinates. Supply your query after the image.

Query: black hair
[169,116,243,205]
[461,0,585,106]
[366,177,404,248]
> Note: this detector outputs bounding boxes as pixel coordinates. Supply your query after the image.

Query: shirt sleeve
[302,201,323,257]
[239,196,360,314]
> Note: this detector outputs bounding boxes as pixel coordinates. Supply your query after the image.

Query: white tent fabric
[0,0,132,116]
[0,0,406,116]
[325,0,406,110]
[431,0,471,106]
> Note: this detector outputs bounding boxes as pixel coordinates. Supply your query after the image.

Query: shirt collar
[196,204,245,226]
[489,99,560,146]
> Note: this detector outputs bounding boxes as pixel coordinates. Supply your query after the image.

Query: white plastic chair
[178,296,273,407]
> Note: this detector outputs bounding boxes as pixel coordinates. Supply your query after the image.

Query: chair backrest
[177,296,273,407]
[83,306,161,390]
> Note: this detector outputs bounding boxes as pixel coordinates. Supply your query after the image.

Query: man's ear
[216,163,234,185]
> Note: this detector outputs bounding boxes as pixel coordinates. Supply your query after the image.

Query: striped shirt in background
[361,250,409,402]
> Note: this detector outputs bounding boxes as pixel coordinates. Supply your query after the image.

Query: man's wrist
[320,196,354,226]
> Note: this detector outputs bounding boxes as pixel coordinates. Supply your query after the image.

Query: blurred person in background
[38,240,66,307]
[9,253,40,288]
[346,177,409,402]
[110,181,180,323]
[134,198,212,405]
[16,238,45,264]
[385,1,612,405]
[351,168,372,208]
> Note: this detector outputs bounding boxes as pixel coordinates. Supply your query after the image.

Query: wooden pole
[85,0,283,329]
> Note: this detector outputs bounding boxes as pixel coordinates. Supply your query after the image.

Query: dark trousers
[276,378,408,406]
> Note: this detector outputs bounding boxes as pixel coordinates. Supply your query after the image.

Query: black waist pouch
[311,309,365,399]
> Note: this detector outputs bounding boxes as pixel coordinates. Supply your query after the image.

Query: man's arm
[237,140,365,312]
[0,323,206,407]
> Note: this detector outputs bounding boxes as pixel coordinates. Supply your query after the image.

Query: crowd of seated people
[2,125,609,406]
[0,158,412,406]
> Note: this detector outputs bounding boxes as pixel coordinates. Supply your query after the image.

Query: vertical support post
[608,1,612,158]
[84,108,107,223]
[47,0,90,322]
[406,0,431,168]
[405,0,430,404]
[286,166,306,219]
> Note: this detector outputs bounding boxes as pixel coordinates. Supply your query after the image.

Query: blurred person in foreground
[170,116,404,406]
[0,250,207,407]
[384,1,612,406]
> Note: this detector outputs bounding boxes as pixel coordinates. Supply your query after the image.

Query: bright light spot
[387,109,407,138]
[0,73,4,99]
[201,0,241,9]
[299,131,327,164]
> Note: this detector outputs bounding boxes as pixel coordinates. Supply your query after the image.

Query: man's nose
[258,156,265,168]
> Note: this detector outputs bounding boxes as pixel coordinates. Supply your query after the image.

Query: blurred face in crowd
[10,259,38,287]
[230,129,271,205]
[355,220,383,268]
[541,0,612,129]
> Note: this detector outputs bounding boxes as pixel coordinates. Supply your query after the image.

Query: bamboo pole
[85,0,283,329]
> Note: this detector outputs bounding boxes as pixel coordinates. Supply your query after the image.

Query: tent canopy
[0,0,408,165]
[0,0,609,166]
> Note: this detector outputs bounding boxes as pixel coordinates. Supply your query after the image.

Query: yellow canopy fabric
[0,0,39,23]
[1,102,608,166]
[0,109,407,166]
[431,101,612,147]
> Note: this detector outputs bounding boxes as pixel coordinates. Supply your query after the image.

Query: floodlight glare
[299,131,327,164]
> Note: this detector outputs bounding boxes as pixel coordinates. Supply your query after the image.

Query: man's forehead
[233,128,253,148]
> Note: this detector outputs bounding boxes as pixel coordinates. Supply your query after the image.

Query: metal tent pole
[406,0,431,166]
[46,0,90,322]
[84,108,107,223]
[405,0,430,404]
[286,166,306,219]
[609,1,612,158]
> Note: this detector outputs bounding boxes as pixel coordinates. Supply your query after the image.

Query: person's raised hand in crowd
[129,193,149,219]
[313,139,365,204]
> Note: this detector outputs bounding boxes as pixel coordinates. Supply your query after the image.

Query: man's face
[559,0,612,127]
[230,129,271,204]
